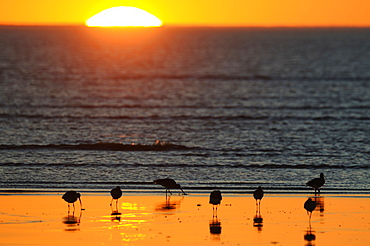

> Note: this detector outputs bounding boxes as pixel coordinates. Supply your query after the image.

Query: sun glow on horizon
[85,6,163,27]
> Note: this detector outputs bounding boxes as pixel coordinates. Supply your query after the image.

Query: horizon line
[1,23,370,28]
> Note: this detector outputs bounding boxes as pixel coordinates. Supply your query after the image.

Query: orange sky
[1,0,370,26]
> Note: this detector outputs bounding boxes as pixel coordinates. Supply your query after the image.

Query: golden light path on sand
[0,193,369,245]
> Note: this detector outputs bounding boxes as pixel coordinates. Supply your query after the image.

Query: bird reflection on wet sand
[155,195,183,212]
[304,198,316,225]
[312,196,325,215]
[304,196,323,245]
[304,224,316,246]
[63,210,82,231]
[304,198,317,246]
[110,208,121,222]
[209,215,222,236]
[253,210,263,231]
[110,202,122,220]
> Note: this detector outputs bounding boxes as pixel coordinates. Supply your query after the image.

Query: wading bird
[209,190,222,212]
[154,178,187,196]
[253,186,264,206]
[62,191,84,210]
[110,186,122,206]
[253,186,264,229]
[306,173,325,194]
[304,198,317,219]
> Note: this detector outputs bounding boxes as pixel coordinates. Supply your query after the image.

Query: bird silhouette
[253,186,264,231]
[304,198,317,219]
[62,191,84,210]
[253,186,264,206]
[154,178,187,196]
[306,173,325,195]
[209,190,222,214]
[110,186,122,206]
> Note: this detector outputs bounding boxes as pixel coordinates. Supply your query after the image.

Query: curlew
[110,186,122,206]
[253,186,264,229]
[253,186,264,206]
[209,190,222,212]
[306,173,325,194]
[154,178,187,196]
[62,191,84,210]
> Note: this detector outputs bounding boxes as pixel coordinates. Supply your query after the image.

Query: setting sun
[85,6,163,27]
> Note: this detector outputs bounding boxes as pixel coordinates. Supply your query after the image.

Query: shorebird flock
[62,173,325,222]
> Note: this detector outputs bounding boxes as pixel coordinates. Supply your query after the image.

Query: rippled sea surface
[0,26,369,194]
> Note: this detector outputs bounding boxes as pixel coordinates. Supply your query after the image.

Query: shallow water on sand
[0,194,369,246]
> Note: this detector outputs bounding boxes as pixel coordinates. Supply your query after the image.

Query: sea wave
[108,73,370,82]
[1,161,368,169]
[1,113,369,121]
[1,104,370,110]
[0,142,199,152]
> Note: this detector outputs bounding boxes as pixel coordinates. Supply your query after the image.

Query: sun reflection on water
[100,201,149,242]
[120,233,147,242]
[121,202,146,211]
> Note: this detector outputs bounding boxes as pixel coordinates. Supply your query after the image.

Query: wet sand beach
[0,193,369,245]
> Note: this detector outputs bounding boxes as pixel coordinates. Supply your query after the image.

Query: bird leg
[306,211,311,226]
[255,199,262,215]
[212,205,218,217]
[180,188,187,195]
[255,199,260,208]
[110,198,114,206]
[307,211,312,218]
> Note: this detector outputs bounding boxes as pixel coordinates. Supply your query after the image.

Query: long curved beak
[180,188,187,195]
[79,197,85,210]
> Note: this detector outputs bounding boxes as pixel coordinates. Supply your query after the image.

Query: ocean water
[0,26,369,194]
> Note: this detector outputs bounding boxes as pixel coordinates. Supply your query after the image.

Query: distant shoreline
[1,24,370,29]
[1,190,369,197]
